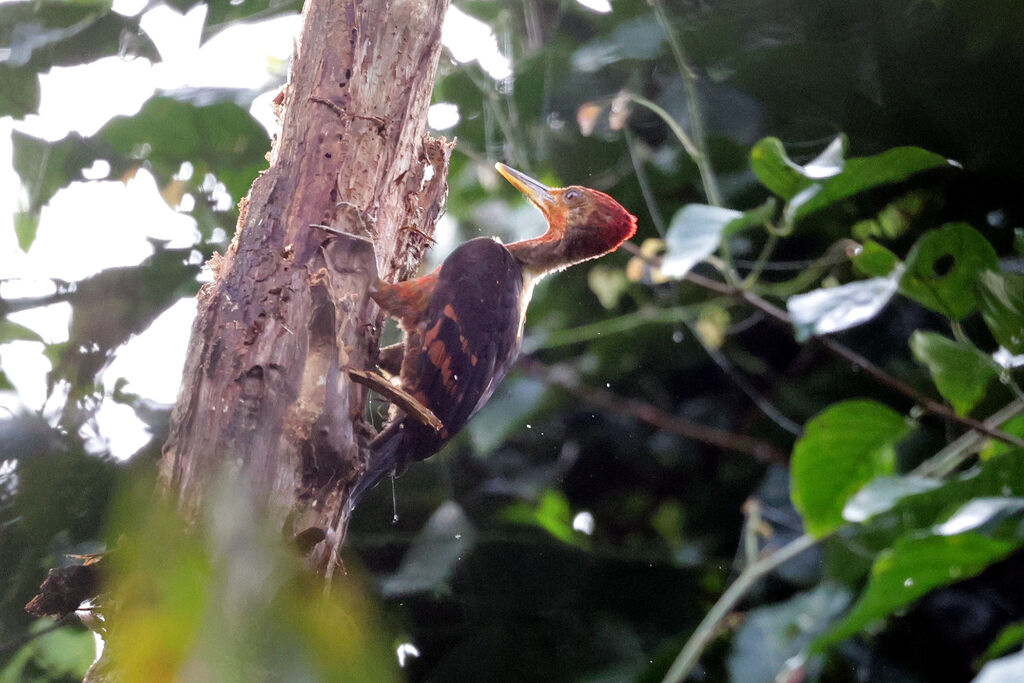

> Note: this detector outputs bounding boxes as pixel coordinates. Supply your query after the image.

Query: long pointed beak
[495,163,555,210]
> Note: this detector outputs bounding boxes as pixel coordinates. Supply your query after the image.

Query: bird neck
[505,234,573,280]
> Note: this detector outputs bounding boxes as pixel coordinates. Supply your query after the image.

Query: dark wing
[401,237,524,464]
[350,238,524,508]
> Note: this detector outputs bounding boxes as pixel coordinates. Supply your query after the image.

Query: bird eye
[565,189,580,201]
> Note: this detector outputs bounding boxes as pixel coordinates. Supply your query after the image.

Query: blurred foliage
[5,0,1024,681]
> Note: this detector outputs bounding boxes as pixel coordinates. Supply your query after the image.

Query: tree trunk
[159,0,452,577]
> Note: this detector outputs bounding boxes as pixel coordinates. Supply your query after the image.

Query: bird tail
[346,420,405,513]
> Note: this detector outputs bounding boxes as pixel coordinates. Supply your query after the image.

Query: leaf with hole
[899,223,999,319]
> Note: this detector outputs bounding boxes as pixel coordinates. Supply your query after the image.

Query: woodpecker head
[496,163,637,273]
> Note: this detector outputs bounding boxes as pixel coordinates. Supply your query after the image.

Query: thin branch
[684,320,803,436]
[525,303,713,351]
[0,616,74,655]
[660,532,822,683]
[816,337,1024,450]
[621,243,1024,449]
[912,399,1024,478]
[624,127,667,236]
[648,0,723,207]
[517,356,788,464]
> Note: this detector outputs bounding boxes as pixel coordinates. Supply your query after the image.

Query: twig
[660,532,822,683]
[624,127,667,236]
[816,337,1024,450]
[912,399,1024,478]
[647,0,723,207]
[525,303,714,351]
[684,320,803,436]
[0,616,74,655]
[517,356,787,464]
[622,243,1024,449]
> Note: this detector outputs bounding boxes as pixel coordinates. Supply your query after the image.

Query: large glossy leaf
[751,137,950,226]
[380,501,477,597]
[974,649,1024,683]
[793,146,950,220]
[465,376,546,455]
[0,320,44,344]
[899,223,999,320]
[816,531,1020,649]
[843,475,942,524]
[749,136,844,200]
[910,331,997,415]
[0,2,157,117]
[571,16,665,72]
[978,270,1024,354]
[100,96,269,200]
[791,400,911,537]
[660,201,773,279]
[11,95,269,229]
[728,583,851,683]
[11,131,103,230]
[787,272,900,341]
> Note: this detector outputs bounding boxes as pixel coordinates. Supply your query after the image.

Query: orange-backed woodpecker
[349,163,637,507]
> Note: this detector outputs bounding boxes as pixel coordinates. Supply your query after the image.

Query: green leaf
[792,400,910,537]
[852,240,900,277]
[909,331,997,415]
[0,623,95,681]
[100,96,269,200]
[842,475,942,524]
[11,130,99,220]
[728,583,851,683]
[13,210,38,251]
[793,147,950,221]
[899,223,999,319]
[0,3,157,117]
[0,63,40,118]
[981,415,1024,461]
[0,320,44,344]
[502,490,586,547]
[571,16,665,72]
[751,137,949,223]
[661,201,772,279]
[979,621,1024,666]
[978,270,1024,354]
[787,273,900,341]
[816,531,1019,649]
[932,497,1024,536]
[852,191,930,243]
[380,501,477,597]
[465,376,546,455]
[750,136,844,200]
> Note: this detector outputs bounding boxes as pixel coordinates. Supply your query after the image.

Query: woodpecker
[349,163,637,507]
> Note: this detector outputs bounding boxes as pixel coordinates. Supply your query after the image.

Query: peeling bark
[160,0,453,575]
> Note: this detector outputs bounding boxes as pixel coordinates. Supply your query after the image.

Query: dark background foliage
[3,0,1024,680]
